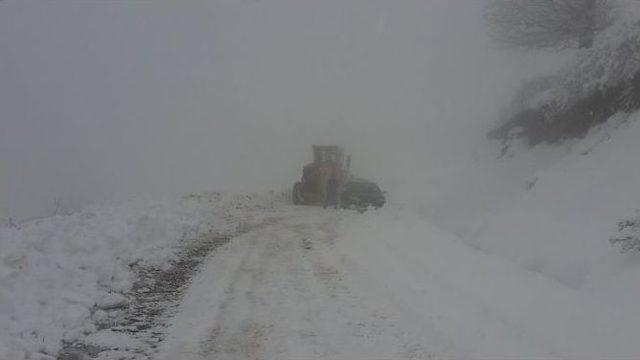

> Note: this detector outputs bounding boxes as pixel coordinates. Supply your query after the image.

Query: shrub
[610,211,640,253]
[490,20,640,147]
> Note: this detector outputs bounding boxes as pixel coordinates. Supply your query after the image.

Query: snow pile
[337,208,640,358]
[0,191,284,359]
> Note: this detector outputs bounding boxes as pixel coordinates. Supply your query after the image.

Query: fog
[1,0,557,220]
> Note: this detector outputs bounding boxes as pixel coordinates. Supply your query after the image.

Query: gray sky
[0,0,558,220]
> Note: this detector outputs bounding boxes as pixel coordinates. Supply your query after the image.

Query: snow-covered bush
[490,19,640,147]
[485,0,616,50]
[610,210,640,253]
[566,20,640,97]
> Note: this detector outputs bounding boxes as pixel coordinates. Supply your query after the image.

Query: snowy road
[152,205,639,360]
[157,207,456,360]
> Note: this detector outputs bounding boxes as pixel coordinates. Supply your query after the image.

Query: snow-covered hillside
[427,110,640,308]
[0,192,285,359]
[473,112,640,302]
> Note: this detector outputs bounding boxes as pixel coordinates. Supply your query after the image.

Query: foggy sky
[1,0,557,220]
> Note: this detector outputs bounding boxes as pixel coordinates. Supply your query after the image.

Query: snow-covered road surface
[158,207,454,360]
[156,205,640,360]
[5,197,640,359]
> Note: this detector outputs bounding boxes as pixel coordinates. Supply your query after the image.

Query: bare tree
[485,0,616,49]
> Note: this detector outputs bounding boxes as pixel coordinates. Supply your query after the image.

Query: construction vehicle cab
[293,145,350,205]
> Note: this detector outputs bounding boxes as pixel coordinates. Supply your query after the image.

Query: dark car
[340,179,386,210]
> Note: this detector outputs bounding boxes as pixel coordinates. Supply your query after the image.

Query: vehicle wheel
[292,182,304,205]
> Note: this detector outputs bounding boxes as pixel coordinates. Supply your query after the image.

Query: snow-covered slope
[336,208,640,358]
[470,113,640,302]
[421,109,640,301]
[0,192,284,360]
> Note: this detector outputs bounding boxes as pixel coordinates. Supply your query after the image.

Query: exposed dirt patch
[58,233,231,360]
[57,216,283,360]
[58,233,230,360]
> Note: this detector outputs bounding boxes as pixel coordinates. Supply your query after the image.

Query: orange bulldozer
[292,145,351,205]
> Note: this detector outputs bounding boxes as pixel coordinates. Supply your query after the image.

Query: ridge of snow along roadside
[0,191,285,360]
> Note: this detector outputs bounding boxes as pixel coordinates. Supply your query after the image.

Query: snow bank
[337,208,640,358]
[0,191,284,359]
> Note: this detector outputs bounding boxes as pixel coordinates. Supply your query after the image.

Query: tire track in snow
[159,209,443,360]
